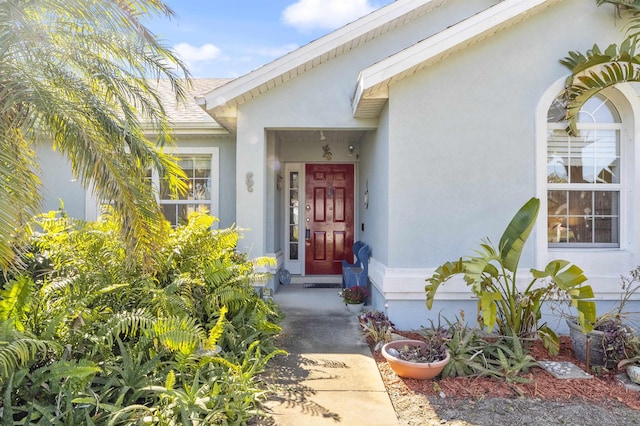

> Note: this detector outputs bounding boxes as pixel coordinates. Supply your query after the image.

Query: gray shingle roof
[152,78,233,127]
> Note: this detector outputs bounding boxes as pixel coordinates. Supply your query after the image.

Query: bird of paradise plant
[425,197,597,355]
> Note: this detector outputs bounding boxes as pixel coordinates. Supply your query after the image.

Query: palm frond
[561,3,640,134]
[139,316,207,356]
[0,320,57,381]
[0,0,191,269]
[0,276,34,329]
[94,309,156,351]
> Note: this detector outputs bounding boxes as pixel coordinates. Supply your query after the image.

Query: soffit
[197,0,453,132]
[352,0,559,118]
[274,129,366,145]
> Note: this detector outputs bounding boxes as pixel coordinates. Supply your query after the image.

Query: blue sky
[146,0,394,78]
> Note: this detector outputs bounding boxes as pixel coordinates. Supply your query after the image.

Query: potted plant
[381,327,450,380]
[566,267,640,368]
[566,315,635,369]
[339,285,369,313]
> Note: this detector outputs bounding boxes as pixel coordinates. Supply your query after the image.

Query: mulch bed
[371,332,640,410]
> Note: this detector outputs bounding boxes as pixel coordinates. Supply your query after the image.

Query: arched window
[546,94,621,247]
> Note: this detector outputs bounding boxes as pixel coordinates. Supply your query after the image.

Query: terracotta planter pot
[381,339,450,380]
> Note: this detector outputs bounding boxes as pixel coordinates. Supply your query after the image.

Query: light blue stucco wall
[216,137,237,228]
[36,134,237,227]
[359,104,390,267]
[378,0,632,330]
[36,143,86,217]
[387,0,625,269]
[230,1,505,255]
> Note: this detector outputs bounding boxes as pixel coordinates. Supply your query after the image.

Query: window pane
[547,97,566,123]
[161,155,212,202]
[594,191,619,244]
[548,190,569,242]
[578,130,619,184]
[547,190,619,245]
[547,129,569,183]
[578,96,620,124]
[548,130,620,184]
[548,94,621,123]
[568,191,592,243]
[161,203,210,227]
[161,204,178,226]
[288,171,299,261]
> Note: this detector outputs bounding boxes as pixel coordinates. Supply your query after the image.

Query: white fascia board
[198,0,451,112]
[353,0,556,115]
[169,122,230,136]
[142,122,229,137]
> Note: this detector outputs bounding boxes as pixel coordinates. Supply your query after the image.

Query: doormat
[303,283,341,289]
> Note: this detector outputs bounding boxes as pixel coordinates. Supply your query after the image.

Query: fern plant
[1,209,283,424]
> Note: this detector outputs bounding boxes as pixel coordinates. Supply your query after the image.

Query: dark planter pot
[381,339,450,380]
[566,318,607,367]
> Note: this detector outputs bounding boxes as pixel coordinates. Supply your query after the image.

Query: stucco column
[235,118,267,257]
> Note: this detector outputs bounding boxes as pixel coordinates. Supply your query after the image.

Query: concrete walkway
[261,285,399,425]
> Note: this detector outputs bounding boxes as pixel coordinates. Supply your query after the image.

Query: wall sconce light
[348,144,354,156]
[320,130,326,141]
[246,172,254,192]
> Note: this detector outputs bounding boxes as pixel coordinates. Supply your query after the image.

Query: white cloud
[282,0,378,32]
[171,42,225,76]
[173,42,222,66]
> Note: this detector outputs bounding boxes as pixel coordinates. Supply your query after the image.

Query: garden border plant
[0,209,285,425]
[425,197,597,355]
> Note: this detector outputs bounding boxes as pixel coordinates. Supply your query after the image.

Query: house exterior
[38,0,640,330]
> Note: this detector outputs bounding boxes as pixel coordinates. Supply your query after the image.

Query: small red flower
[339,285,369,304]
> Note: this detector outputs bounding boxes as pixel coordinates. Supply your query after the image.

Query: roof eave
[199,0,453,126]
[352,0,559,118]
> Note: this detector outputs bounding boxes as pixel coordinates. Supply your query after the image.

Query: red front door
[305,164,355,275]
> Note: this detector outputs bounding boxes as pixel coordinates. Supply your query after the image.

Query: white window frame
[535,79,640,278]
[150,147,220,228]
[546,101,622,248]
[284,163,303,275]
[86,147,220,226]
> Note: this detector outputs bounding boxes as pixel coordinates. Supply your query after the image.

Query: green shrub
[0,209,283,424]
